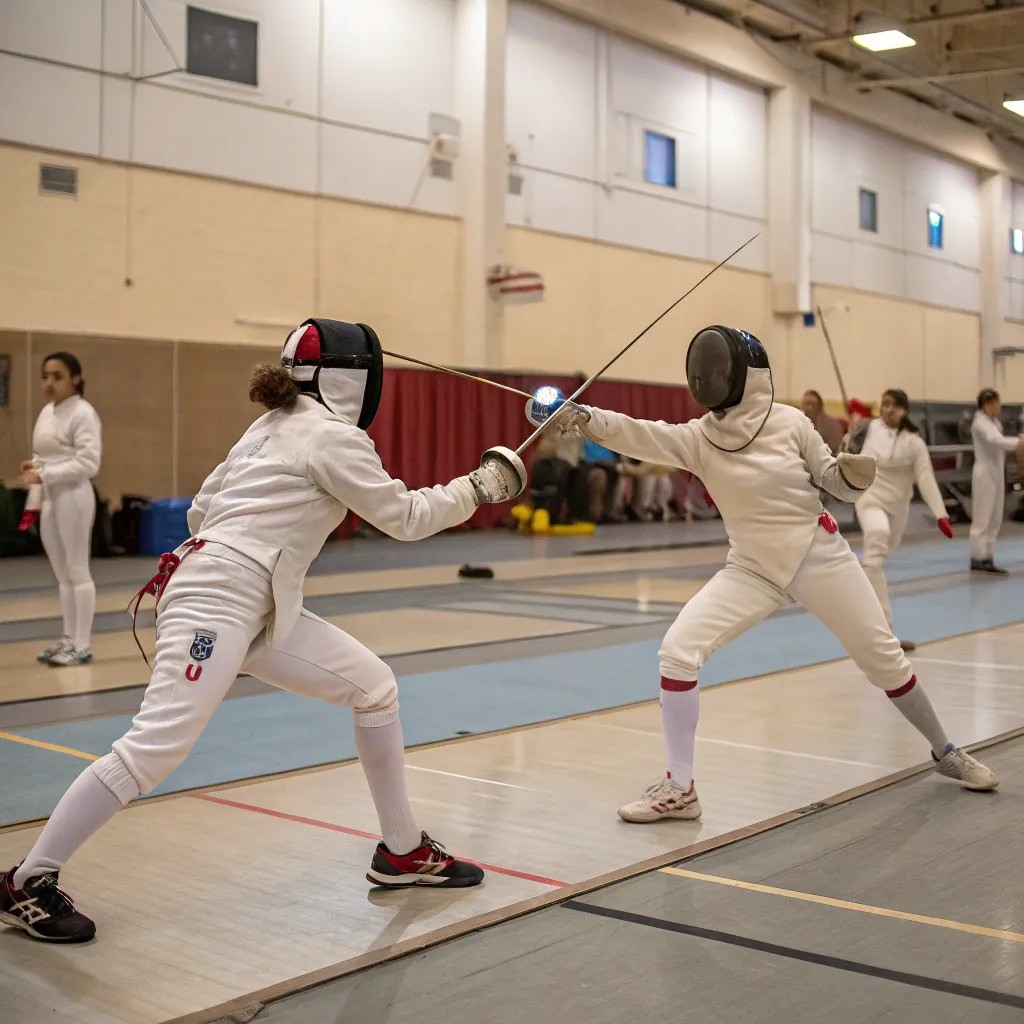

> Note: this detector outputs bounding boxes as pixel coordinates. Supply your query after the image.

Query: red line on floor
[193,792,568,888]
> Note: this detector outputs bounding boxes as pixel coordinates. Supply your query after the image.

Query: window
[927,208,944,249]
[187,7,258,86]
[644,130,676,188]
[1012,228,1024,256]
[858,188,877,232]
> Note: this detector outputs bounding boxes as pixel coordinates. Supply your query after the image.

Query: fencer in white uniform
[969,388,1022,575]
[845,389,951,651]
[536,326,997,824]
[19,352,102,667]
[1,318,527,944]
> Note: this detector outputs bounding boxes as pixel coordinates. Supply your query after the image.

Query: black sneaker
[971,559,1009,576]
[0,867,96,943]
[366,832,484,888]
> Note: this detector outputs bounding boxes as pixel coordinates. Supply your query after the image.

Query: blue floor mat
[4,567,1023,824]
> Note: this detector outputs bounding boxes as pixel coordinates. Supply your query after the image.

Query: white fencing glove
[469,446,528,505]
[837,452,876,490]
[524,398,592,437]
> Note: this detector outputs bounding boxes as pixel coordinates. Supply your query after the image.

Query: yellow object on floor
[549,522,596,535]
[509,504,596,535]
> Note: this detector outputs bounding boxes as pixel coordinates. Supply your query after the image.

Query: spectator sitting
[581,438,621,523]
[614,459,679,522]
[529,433,573,525]
[802,389,845,455]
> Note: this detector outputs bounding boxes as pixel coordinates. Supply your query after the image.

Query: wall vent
[430,158,453,180]
[508,173,524,196]
[39,164,78,196]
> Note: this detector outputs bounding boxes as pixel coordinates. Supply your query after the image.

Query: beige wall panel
[504,228,771,384]
[176,344,269,498]
[125,168,317,346]
[317,201,461,364]
[922,305,981,402]
[0,148,130,335]
[29,335,174,501]
[0,332,30,483]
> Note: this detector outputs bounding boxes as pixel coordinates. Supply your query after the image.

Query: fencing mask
[685,326,769,412]
[282,318,383,429]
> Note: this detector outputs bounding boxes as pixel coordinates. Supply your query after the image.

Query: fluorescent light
[1004,99,1024,117]
[853,28,916,51]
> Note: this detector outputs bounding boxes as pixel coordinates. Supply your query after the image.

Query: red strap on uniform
[818,511,838,534]
[129,539,205,667]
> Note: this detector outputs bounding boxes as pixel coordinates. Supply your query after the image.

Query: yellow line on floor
[659,866,1024,944]
[0,730,98,761]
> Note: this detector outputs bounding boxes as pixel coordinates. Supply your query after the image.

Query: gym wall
[2,0,1023,498]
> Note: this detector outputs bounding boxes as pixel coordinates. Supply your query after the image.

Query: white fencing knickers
[969,471,1004,563]
[658,524,912,691]
[110,545,398,798]
[855,500,909,632]
[39,480,96,651]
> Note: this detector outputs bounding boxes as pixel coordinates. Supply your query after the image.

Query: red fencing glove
[937,518,953,539]
[18,509,40,532]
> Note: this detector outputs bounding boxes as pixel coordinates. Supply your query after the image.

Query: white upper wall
[810,107,981,313]
[0,0,458,214]
[505,0,767,272]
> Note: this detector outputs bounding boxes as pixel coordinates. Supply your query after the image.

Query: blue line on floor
[3,563,1023,824]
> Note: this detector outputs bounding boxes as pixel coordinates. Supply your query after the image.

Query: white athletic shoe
[932,745,999,791]
[37,637,73,664]
[47,648,93,668]
[618,775,702,823]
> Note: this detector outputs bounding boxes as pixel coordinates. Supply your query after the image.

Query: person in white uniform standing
[19,352,102,667]
[1,318,527,944]
[535,326,997,825]
[845,389,951,652]
[969,388,1023,575]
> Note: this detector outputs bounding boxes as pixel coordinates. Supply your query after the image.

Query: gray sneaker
[48,648,93,668]
[932,744,999,791]
[37,637,73,664]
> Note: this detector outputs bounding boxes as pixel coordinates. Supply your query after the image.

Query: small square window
[187,7,258,86]
[644,130,676,188]
[927,208,944,249]
[858,188,877,232]
[1012,228,1024,256]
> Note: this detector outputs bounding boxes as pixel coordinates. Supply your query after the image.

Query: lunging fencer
[1,319,527,944]
[969,388,1023,575]
[532,325,997,824]
[19,352,102,667]
[843,389,951,651]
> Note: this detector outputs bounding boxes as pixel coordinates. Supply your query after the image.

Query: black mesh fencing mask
[685,326,769,412]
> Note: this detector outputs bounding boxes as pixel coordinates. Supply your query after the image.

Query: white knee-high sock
[14,766,123,888]
[72,582,96,651]
[353,714,421,856]
[661,677,699,790]
[58,584,76,644]
[886,676,950,758]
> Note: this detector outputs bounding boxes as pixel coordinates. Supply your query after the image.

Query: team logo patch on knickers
[189,631,218,662]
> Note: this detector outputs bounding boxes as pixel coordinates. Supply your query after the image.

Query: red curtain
[365,368,703,528]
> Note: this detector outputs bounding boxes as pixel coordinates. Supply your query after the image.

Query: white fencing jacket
[971,411,1021,490]
[854,419,946,521]
[188,395,478,646]
[28,395,102,511]
[584,369,864,590]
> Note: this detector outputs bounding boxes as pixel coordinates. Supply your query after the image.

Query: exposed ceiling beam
[857,63,1024,88]
[811,4,1024,50]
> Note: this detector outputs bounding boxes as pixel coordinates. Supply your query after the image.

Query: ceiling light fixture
[852,13,916,52]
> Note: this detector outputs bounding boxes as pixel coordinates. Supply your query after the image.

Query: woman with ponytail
[848,388,950,651]
[3,318,527,944]
[19,352,102,667]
